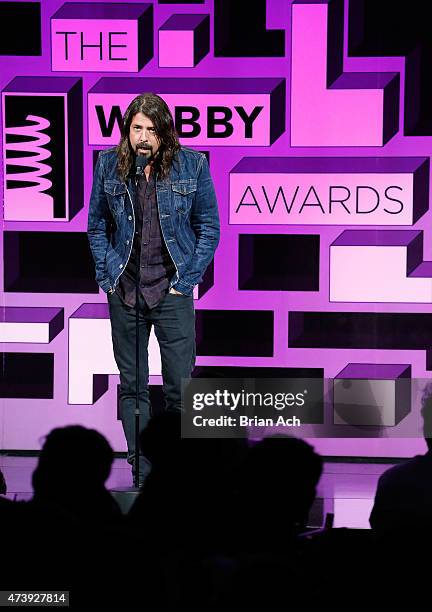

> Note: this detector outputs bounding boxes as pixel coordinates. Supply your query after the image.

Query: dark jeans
[108,290,195,478]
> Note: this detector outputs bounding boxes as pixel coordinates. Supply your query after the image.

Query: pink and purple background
[1,0,431,458]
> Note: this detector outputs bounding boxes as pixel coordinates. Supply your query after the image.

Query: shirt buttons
[126,240,130,245]
[119,264,123,269]
[128,215,132,221]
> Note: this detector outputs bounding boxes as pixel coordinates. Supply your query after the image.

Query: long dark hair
[116,93,180,182]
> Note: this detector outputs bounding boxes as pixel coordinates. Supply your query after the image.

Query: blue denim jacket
[87,147,220,296]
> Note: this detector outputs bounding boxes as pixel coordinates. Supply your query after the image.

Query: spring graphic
[4,114,54,220]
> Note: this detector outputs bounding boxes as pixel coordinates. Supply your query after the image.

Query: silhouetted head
[239,435,323,529]
[32,425,114,498]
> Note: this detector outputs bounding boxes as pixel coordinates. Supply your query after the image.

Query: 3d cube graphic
[333,363,411,426]
[159,14,210,67]
[0,307,64,343]
[330,230,432,303]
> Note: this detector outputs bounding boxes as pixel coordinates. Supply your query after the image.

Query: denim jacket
[87,146,220,296]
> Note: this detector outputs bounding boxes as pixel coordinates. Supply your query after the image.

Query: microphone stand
[109,153,149,511]
[133,154,148,489]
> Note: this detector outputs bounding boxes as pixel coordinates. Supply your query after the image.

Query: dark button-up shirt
[115,170,175,308]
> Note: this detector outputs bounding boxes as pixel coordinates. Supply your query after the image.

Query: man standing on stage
[87,93,220,484]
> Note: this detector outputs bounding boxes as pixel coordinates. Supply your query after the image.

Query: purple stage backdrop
[1,0,431,457]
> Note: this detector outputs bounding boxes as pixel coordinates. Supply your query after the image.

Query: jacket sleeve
[174,155,220,295]
[87,153,112,293]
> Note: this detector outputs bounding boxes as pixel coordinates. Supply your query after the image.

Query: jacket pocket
[104,180,126,216]
[171,179,197,214]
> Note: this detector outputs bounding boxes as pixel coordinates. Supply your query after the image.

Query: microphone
[135,154,149,176]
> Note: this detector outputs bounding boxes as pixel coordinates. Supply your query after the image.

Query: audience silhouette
[3,404,431,609]
[32,425,122,524]
[0,467,6,495]
[370,382,432,532]
[1,425,160,607]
